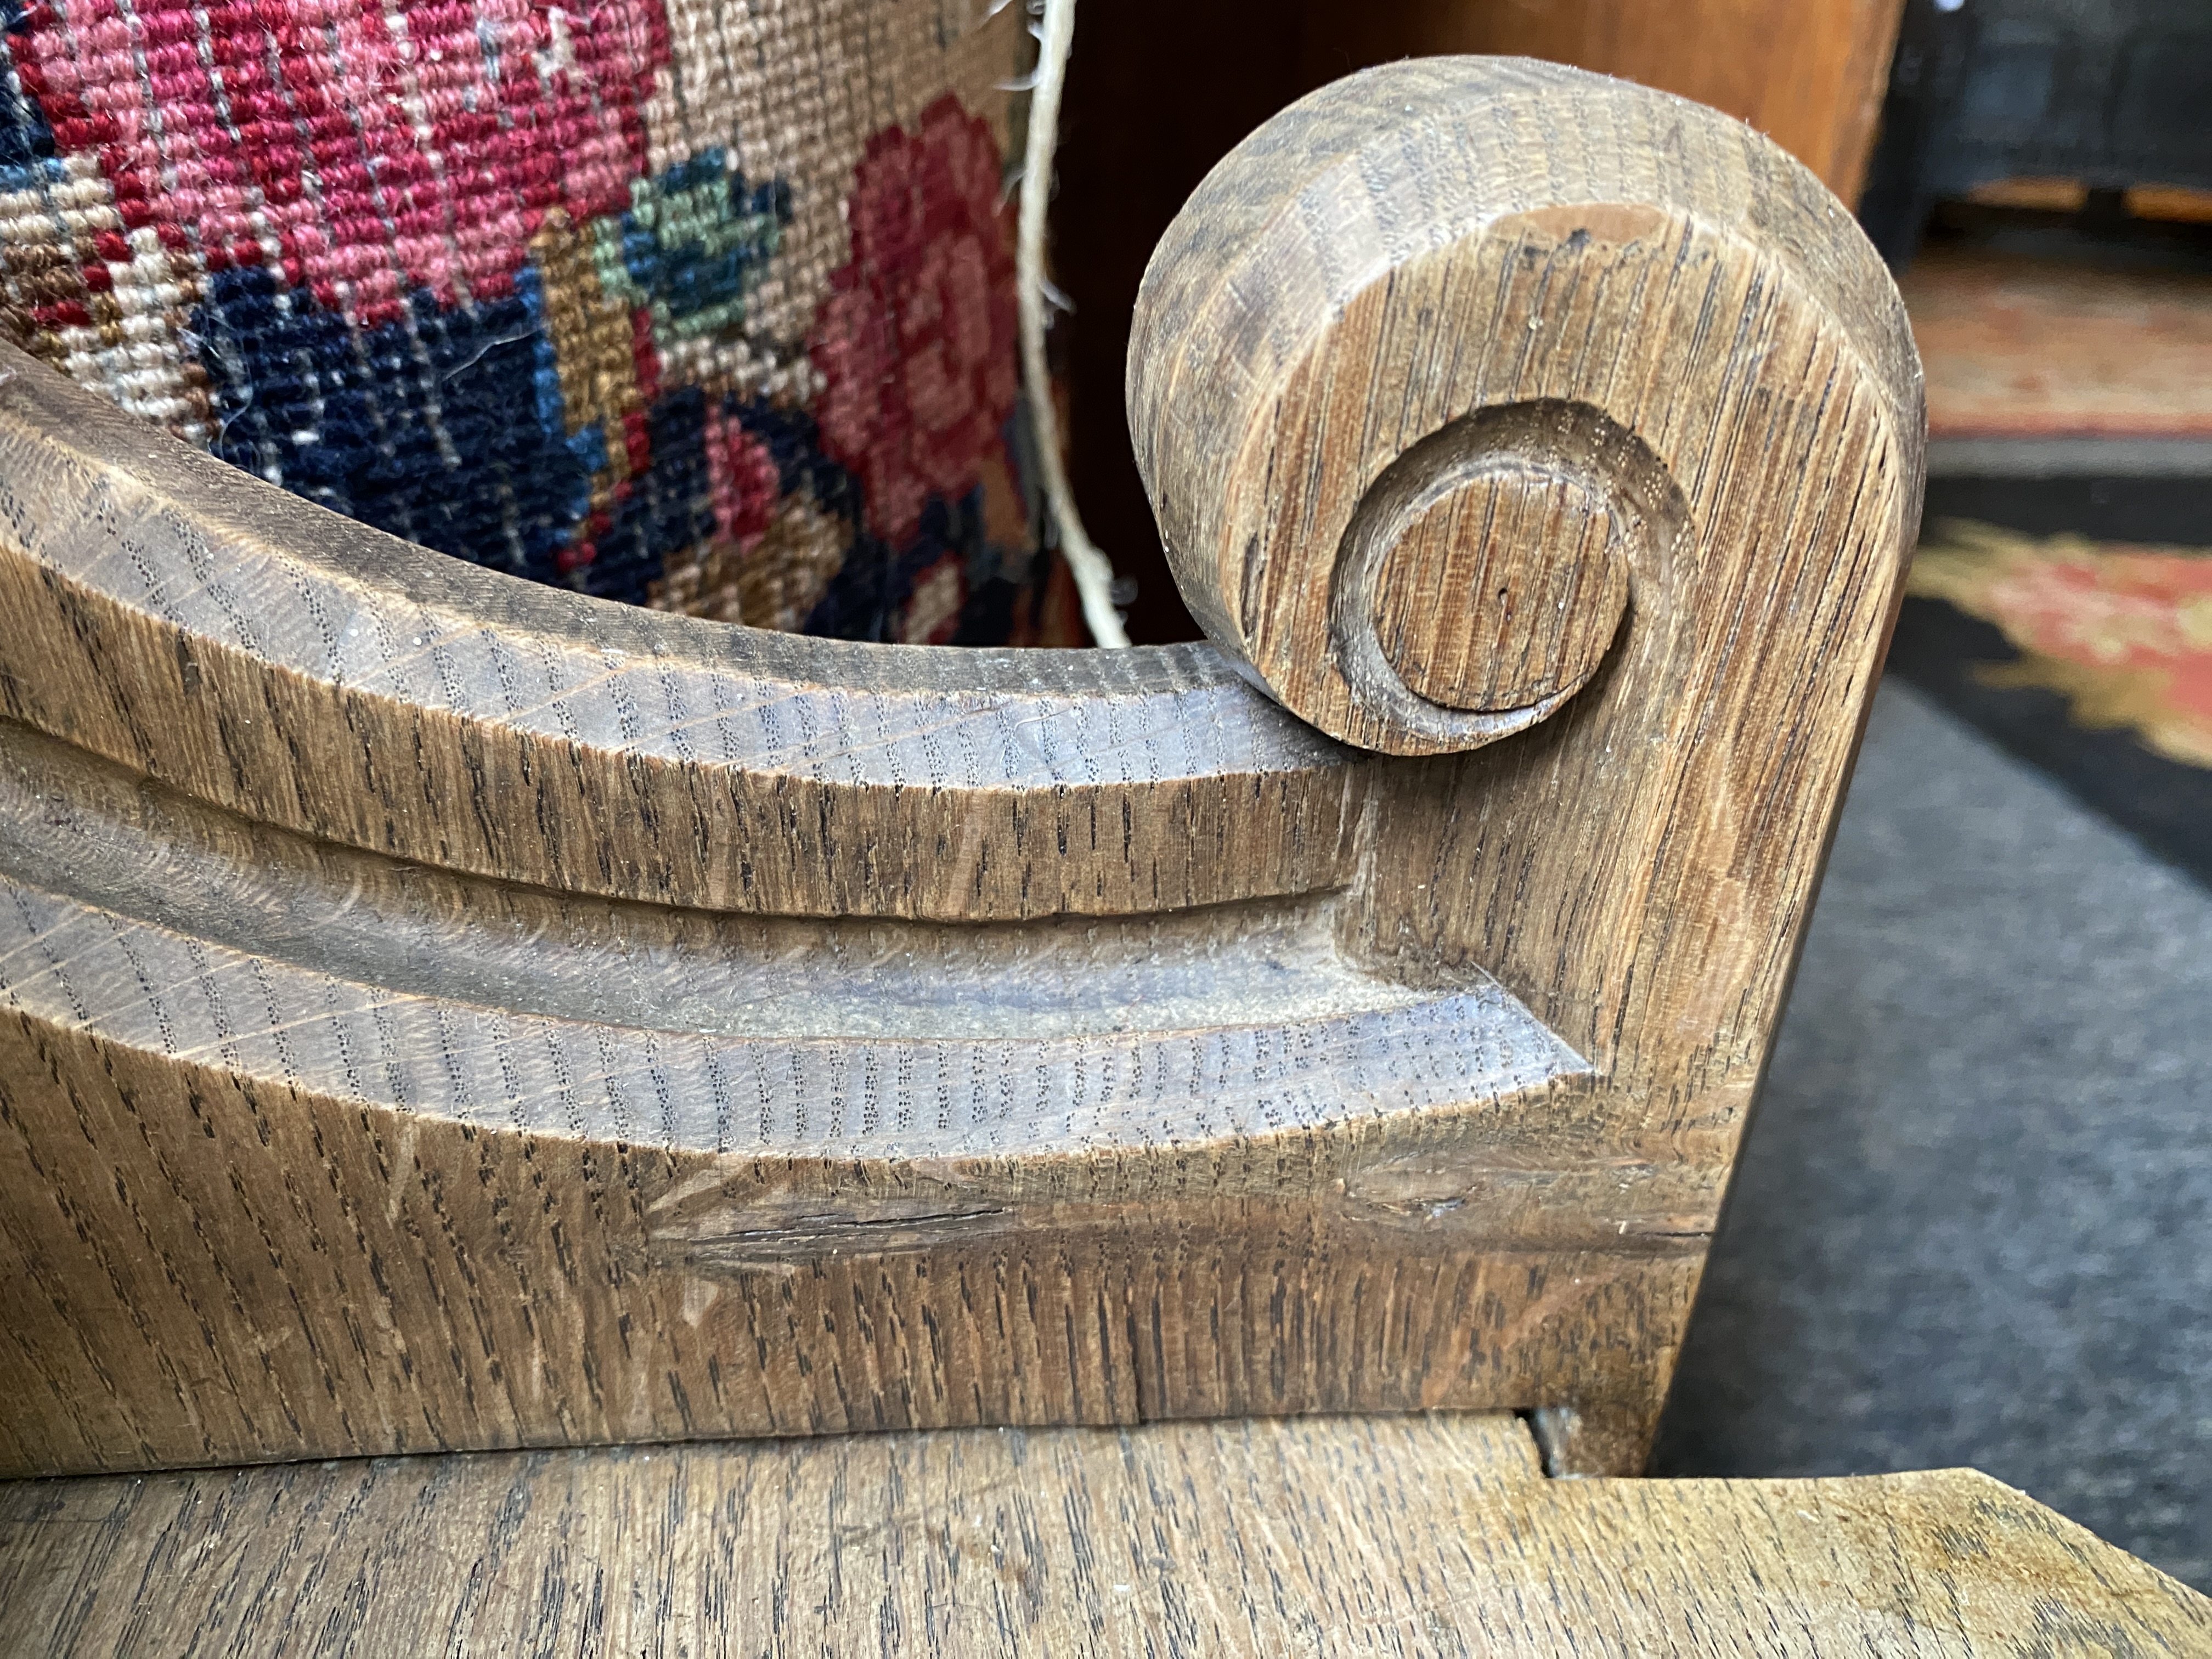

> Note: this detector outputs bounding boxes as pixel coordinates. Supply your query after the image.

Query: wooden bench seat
[4,1413,2207,1655]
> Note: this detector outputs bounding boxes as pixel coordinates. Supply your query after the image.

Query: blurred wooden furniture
[1860,0,2212,267]
[1321,0,1907,206]
[4,49,2190,1656]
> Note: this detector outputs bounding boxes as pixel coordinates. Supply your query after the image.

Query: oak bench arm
[0,59,1920,1482]
[1134,57,1922,760]
[1136,59,1924,1103]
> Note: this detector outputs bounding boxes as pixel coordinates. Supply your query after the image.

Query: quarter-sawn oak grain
[4,1414,2204,1657]
[0,59,1921,1480]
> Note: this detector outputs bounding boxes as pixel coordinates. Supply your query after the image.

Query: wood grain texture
[0,60,1919,1481]
[0,711,1706,1475]
[1371,462,1629,714]
[0,353,1356,923]
[1133,58,1922,1085]
[1047,0,1908,650]
[0,922,1691,1472]
[1131,58,1920,755]
[1318,0,1909,206]
[4,1414,2206,1657]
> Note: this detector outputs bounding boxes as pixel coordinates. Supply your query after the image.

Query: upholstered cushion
[0,0,1071,642]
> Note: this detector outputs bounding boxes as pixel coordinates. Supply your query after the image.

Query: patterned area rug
[1654,679,2212,1594]
[1900,245,2212,442]
[1889,520,2212,885]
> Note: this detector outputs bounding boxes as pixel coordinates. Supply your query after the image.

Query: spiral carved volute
[1129,60,1919,757]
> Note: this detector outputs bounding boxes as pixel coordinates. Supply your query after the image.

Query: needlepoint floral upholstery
[0,0,1074,645]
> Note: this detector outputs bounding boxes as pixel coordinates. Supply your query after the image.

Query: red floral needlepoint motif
[1911,520,2212,768]
[12,0,666,323]
[706,403,782,551]
[809,95,1019,550]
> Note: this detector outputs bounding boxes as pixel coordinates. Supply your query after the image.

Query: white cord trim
[1017,0,1130,647]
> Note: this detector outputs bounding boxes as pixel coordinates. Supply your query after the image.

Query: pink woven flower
[809,96,1018,548]
[706,405,781,550]
[11,0,666,322]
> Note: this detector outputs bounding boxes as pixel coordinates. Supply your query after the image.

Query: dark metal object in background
[1860,0,2212,267]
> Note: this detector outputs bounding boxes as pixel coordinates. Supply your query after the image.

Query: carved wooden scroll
[0,58,1919,1479]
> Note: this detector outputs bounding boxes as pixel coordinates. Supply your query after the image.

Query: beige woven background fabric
[0,0,1077,643]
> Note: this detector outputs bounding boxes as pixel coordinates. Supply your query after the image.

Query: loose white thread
[1018,0,1130,647]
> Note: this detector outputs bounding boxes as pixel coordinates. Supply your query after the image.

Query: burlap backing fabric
[0,0,1079,644]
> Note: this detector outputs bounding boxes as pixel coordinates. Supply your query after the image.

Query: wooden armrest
[4,1416,2204,1654]
[0,60,1920,1480]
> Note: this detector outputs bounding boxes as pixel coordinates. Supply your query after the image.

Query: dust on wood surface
[2,1413,2203,1657]
[1,60,1918,1482]
[0,343,1356,923]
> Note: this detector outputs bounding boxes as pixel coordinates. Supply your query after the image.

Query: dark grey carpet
[1651,678,2212,1593]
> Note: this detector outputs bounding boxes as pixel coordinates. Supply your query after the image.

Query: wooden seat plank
[3,1413,2204,1656]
